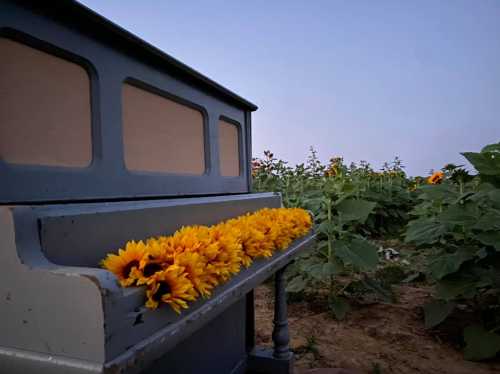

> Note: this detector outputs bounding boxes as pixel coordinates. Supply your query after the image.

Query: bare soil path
[254,285,500,374]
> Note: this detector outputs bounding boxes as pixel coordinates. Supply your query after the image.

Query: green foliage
[405,141,500,360]
[329,295,351,320]
[464,325,500,361]
[335,238,379,271]
[374,264,407,287]
[254,141,500,360]
[404,219,446,246]
[423,300,456,328]
[336,199,377,223]
[254,148,415,318]
[304,335,321,360]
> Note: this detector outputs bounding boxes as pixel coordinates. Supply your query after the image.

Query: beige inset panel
[122,83,205,174]
[0,37,92,167]
[219,119,240,177]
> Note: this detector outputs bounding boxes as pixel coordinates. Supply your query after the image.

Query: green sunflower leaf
[462,152,500,176]
[334,239,378,271]
[286,276,306,293]
[475,231,500,251]
[329,296,351,320]
[405,219,446,246]
[428,247,476,280]
[335,199,377,223]
[424,300,456,328]
[464,325,500,361]
[435,278,478,301]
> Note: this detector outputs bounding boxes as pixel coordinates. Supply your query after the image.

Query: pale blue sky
[80,0,500,176]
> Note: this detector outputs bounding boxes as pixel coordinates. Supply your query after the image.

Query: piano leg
[247,265,294,374]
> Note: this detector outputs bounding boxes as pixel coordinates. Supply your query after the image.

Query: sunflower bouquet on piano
[101,207,312,313]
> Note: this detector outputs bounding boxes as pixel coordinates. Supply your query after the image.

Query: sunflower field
[252,142,500,361]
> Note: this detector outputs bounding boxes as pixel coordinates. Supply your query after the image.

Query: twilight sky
[80,0,500,176]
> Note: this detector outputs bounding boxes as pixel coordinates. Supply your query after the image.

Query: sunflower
[145,265,196,313]
[237,208,312,254]
[102,207,313,314]
[229,213,275,260]
[285,208,313,239]
[174,250,217,297]
[171,225,214,255]
[130,255,169,286]
[263,209,296,249]
[126,237,175,285]
[207,223,244,282]
[218,219,253,267]
[427,171,444,185]
[147,236,177,263]
[101,240,147,287]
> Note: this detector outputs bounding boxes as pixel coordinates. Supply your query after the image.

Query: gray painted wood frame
[0,0,257,204]
[0,193,316,373]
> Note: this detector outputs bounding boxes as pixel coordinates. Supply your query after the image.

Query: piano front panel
[0,1,252,203]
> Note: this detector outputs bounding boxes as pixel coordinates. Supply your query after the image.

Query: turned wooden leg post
[247,265,294,374]
[272,266,292,360]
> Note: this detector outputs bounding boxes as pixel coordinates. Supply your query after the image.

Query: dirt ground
[254,285,500,374]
